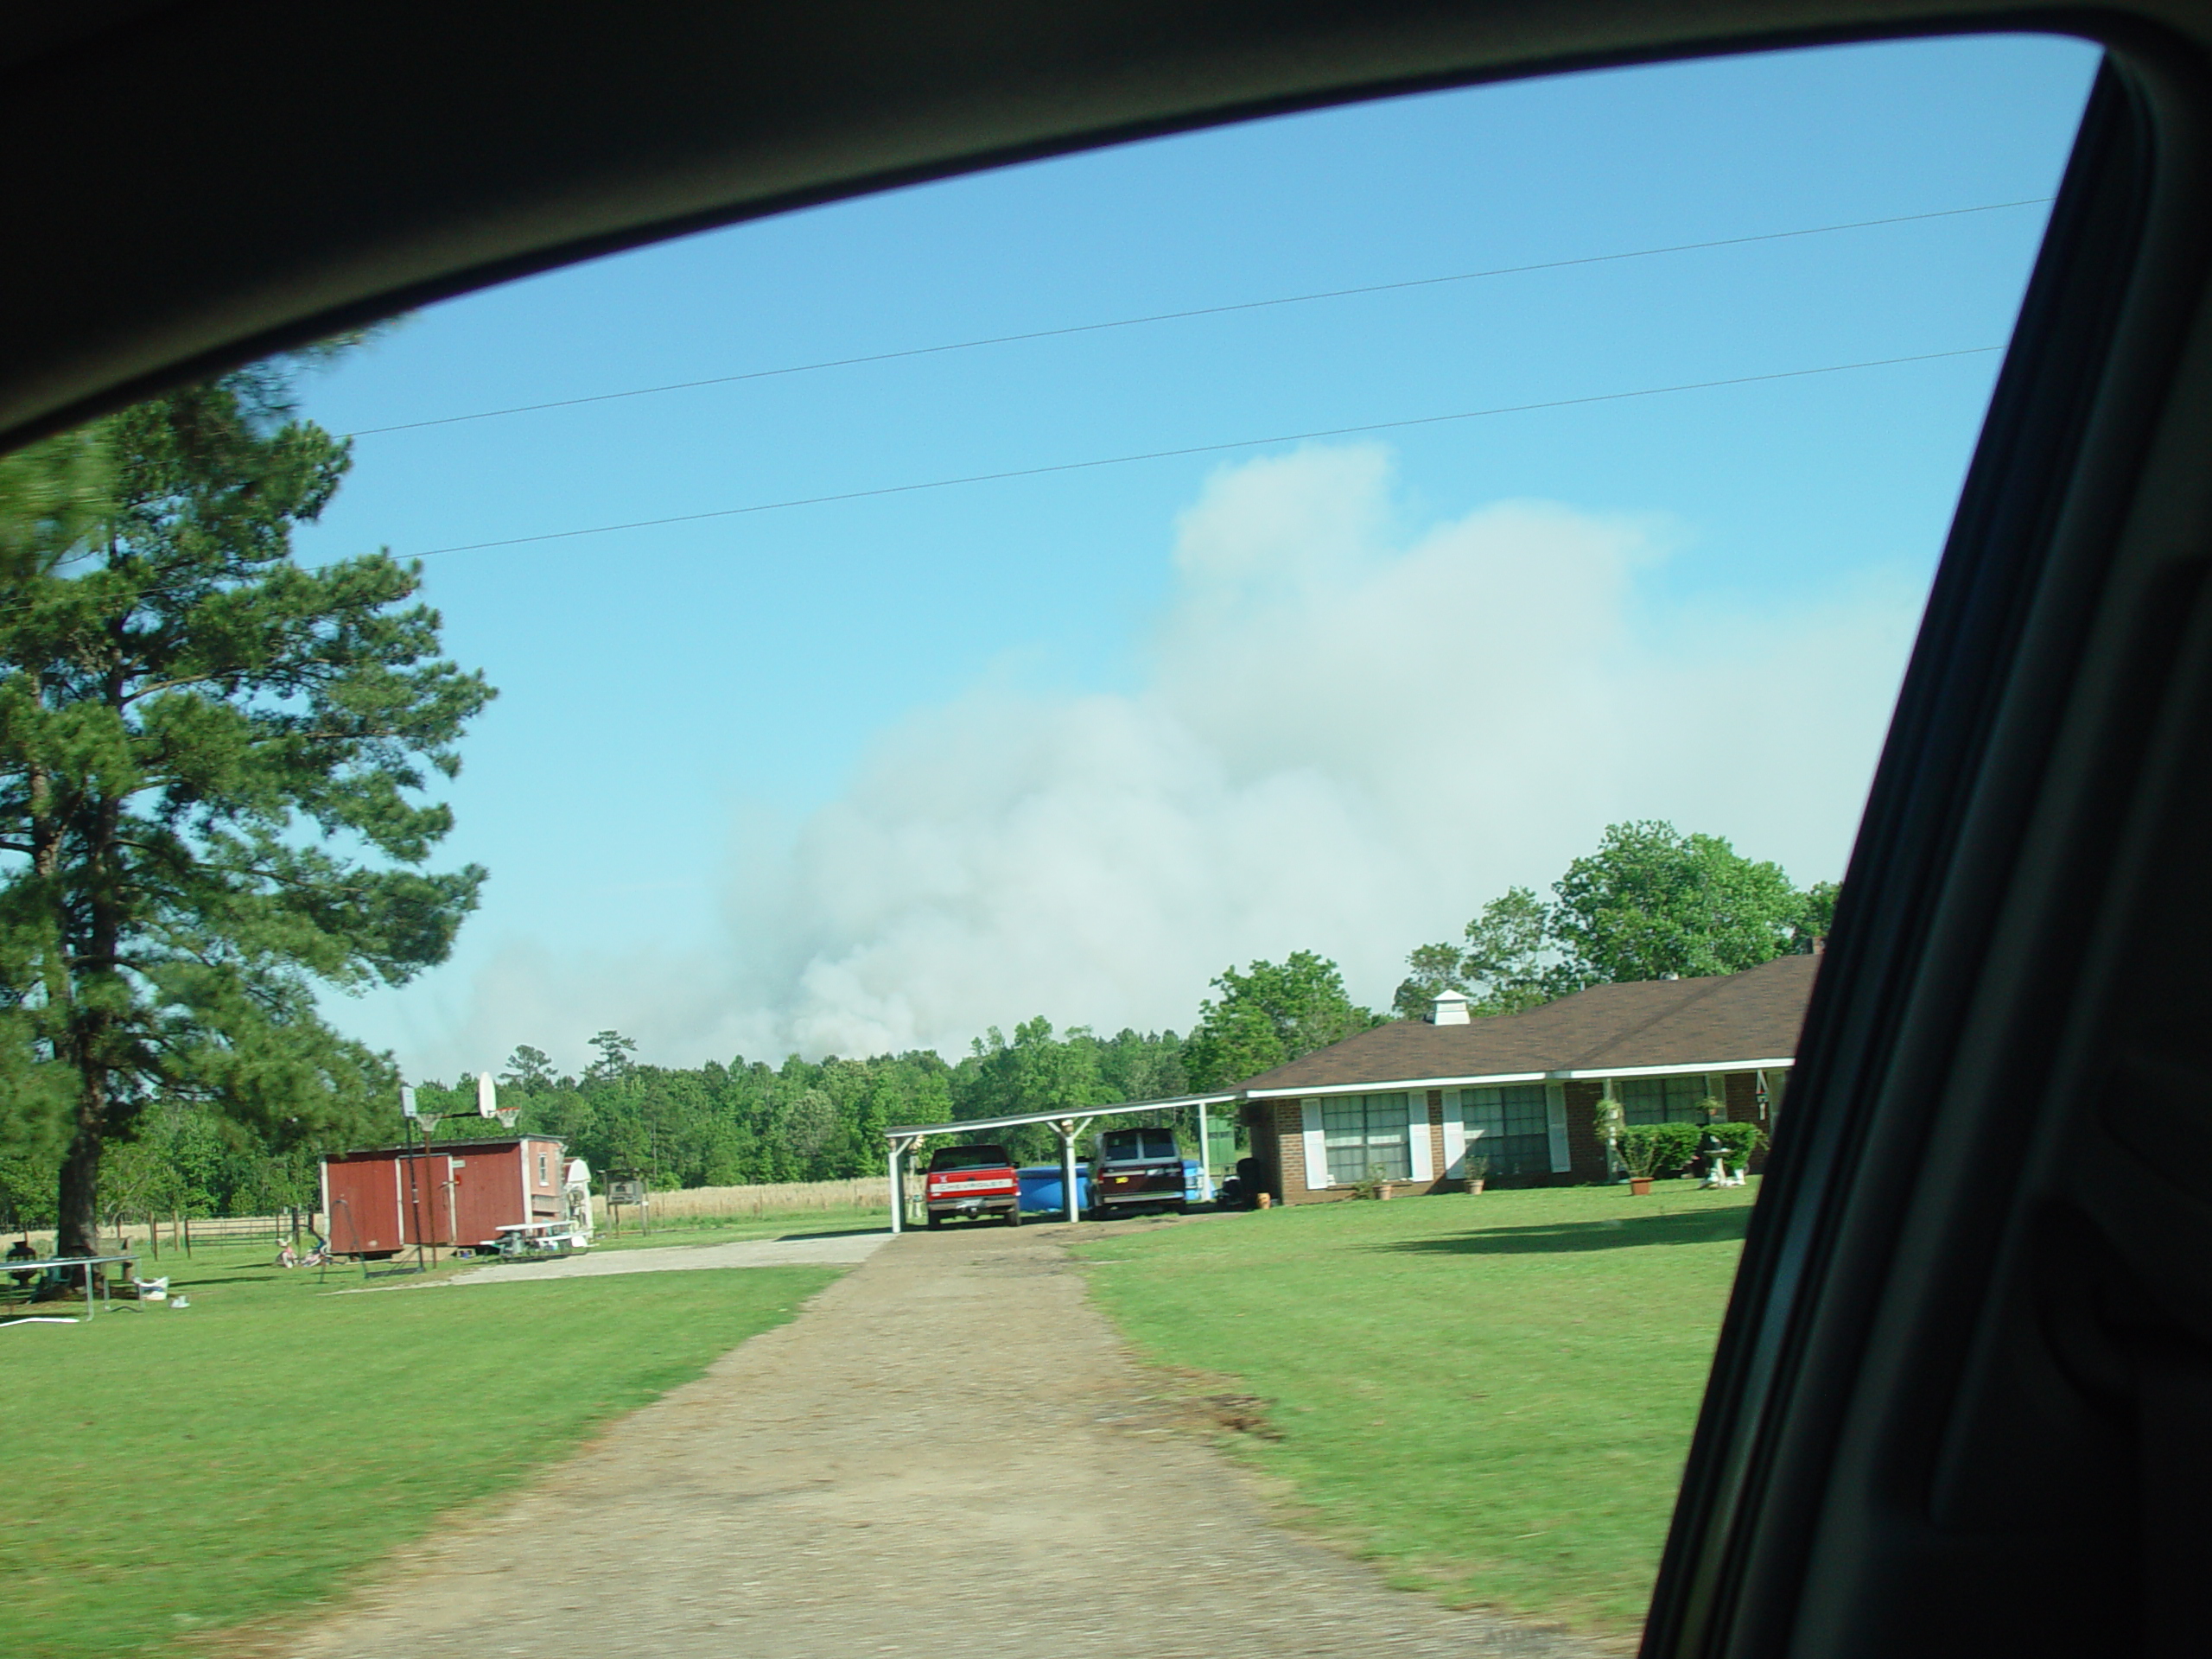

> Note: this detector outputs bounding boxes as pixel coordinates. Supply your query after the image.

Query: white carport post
[1057,1118,1081,1224]
[887,1134,922,1234]
[1194,1097,1211,1199]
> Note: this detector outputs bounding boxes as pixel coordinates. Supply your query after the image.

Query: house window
[1323,1093,1411,1185]
[537,1153,549,1185]
[1461,1085,1551,1177]
[1618,1074,1714,1126]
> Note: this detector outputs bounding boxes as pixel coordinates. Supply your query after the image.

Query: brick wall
[1562,1080,1606,1180]
[1424,1089,1449,1192]
[1721,1070,1773,1171]
[1260,1092,1461,1205]
[1241,1103,1282,1201]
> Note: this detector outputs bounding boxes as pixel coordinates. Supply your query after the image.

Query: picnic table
[0,1254,138,1326]
[492,1221,588,1259]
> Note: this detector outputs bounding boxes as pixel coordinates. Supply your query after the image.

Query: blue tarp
[1019,1158,1212,1212]
[1018,1163,1091,1213]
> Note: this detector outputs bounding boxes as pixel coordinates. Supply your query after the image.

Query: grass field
[1071,1182,1758,1637]
[0,1240,842,1659]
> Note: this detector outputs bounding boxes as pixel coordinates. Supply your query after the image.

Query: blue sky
[290,33,2099,1080]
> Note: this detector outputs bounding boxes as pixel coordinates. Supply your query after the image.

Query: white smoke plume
[418,444,1921,1071]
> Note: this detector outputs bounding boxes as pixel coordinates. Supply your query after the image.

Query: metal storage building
[321,1136,574,1258]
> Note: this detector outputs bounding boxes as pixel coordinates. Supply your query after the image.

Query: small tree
[583,1031,639,1085]
[499,1044,558,1093]
[1184,952,1377,1090]
[1550,821,1803,984]
[1393,887,1567,1019]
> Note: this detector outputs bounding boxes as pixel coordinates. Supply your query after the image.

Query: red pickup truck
[923,1144,1021,1228]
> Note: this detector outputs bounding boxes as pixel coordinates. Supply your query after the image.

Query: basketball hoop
[494,1106,520,1129]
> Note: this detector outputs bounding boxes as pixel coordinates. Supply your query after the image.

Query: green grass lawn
[0,1240,840,1659]
[1072,1181,1758,1637]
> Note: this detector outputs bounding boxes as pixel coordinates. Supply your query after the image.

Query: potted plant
[1617,1122,1701,1190]
[1352,1163,1399,1200]
[1618,1125,1669,1195]
[1465,1154,1490,1195]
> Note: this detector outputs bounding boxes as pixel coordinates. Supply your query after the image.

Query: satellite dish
[400,1085,417,1119]
[476,1072,499,1118]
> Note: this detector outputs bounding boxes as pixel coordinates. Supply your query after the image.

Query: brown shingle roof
[1236,955,1818,1095]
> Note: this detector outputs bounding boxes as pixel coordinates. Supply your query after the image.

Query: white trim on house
[1248,1071,1546,1099]
[1300,1098,1331,1190]
[1243,1056,1796,1100]
[1408,1095,1434,1182]
[1551,1057,1797,1082]
[1543,1083,1571,1173]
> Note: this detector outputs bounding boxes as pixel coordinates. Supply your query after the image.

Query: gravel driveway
[449,1230,892,1283]
[267,1224,1602,1659]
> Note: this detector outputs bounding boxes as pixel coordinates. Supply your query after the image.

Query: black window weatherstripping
[10,6,2212,1659]
[1650,41,2212,1659]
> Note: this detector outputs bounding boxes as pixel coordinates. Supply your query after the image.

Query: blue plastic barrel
[1018,1163,1091,1214]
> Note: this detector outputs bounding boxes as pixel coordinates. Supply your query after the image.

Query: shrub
[1618,1122,1700,1180]
[1705,1121,1767,1167]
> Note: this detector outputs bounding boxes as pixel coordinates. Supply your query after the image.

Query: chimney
[1429,990,1471,1026]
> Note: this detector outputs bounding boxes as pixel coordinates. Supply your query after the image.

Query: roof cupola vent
[1429,990,1471,1026]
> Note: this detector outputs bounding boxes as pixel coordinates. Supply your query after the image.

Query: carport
[883,1092,1236,1231]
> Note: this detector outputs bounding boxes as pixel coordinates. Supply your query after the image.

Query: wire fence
[6,1177,898,1253]
[4,1211,322,1257]
[594,1178,890,1223]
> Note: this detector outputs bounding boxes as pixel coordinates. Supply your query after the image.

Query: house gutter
[1240,1055,1797,1101]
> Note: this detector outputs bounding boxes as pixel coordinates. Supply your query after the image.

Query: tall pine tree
[0,361,493,1260]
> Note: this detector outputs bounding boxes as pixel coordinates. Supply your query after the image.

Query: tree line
[0,347,1842,1236]
[0,814,1835,1228]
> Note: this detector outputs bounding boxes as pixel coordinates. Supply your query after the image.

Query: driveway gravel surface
[264,1223,1603,1659]
[450,1230,893,1283]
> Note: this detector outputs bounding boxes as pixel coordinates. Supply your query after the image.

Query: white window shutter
[1300,1099,1330,1189]
[1545,1082,1572,1173]
[1441,1090,1467,1178]
[1408,1094,1434,1181]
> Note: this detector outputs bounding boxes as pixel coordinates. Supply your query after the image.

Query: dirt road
[272,1224,1599,1659]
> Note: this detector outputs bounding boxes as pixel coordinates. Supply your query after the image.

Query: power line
[405,345,2003,560]
[347,199,2050,439]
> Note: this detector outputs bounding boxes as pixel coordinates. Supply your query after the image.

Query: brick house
[1233,955,1817,1202]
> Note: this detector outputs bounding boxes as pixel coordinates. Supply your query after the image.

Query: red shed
[321,1137,569,1258]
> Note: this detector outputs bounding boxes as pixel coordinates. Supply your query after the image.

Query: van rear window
[1102,1129,1179,1160]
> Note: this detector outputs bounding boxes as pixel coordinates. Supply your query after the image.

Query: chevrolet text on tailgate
[923,1143,1021,1229]
[1092,1128,1186,1217]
